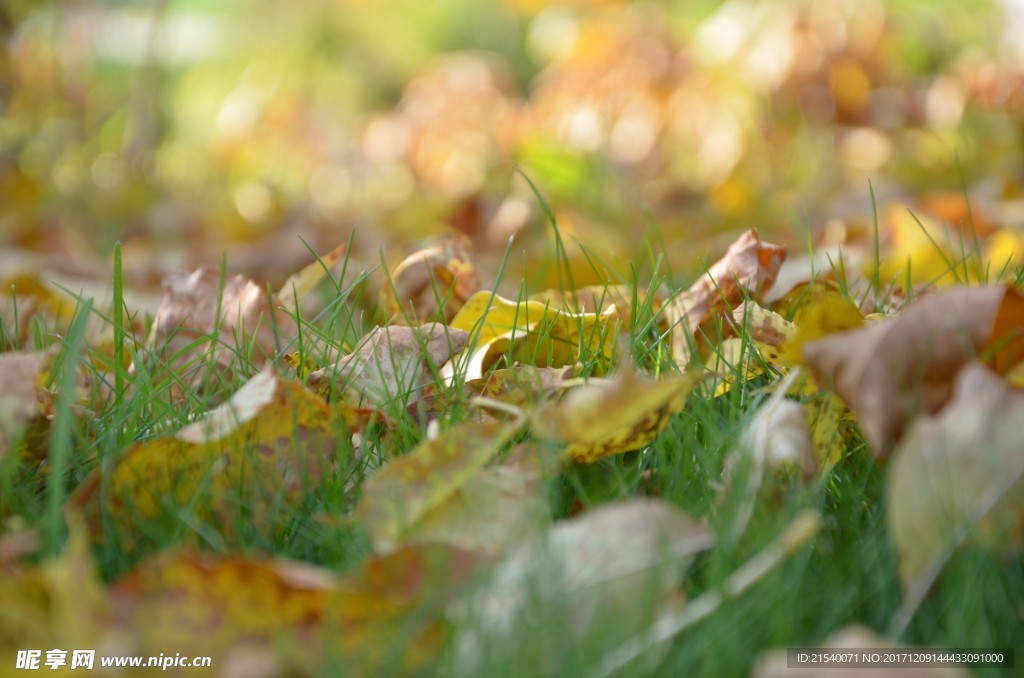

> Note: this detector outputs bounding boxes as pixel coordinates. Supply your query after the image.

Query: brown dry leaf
[451,499,713,676]
[0,515,115,662]
[382,234,481,323]
[889,364,1024,611]
[71,368,356,547]
[752,624,969,678]
[114,544,478,675]
[531,370,700,463]
[803,285,1024,456]
[138,267,299,398]
[0,351,48,460]
[666,229,786,369]
[354,421,521,552]
[405,465,549,554]
[310,323,469,408]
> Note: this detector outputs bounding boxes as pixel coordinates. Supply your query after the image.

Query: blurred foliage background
[2,0,1024,292]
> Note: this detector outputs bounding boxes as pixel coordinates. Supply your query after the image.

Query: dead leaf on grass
[72,368,358,547]
[451,498,713,676]
[114,544,477,675]
[139,267,297,398]
[666,229,786,369]
[0,351,48,460]
[381,235,481,323]
[354,420,521,552]
[449,291,620,378]
[531,369,700,463]
[803,285,1024,456]
[310,323,469,408]
[0,515,114,660]
[406,465,549,554]
[888,363,1024,619]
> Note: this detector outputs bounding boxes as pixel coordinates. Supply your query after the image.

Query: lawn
[1,1,1023,676]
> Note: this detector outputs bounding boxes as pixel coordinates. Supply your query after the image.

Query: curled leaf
[666,229,786,369]
[382,235,481,323]
[450,291,620,378]
[803,285,1024,456]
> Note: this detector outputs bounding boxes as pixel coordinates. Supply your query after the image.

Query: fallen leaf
[405,465,549,554]
[531,370,699,463]
[776,284,866,365]
[450,498,713,676]
[803,285,1024,456]
[450,291,620,378]
[310,323,469,408]
[0,514,115,660]
[113,546,474,674]
[888,364,1024,607]
[666,229,786,368]
[382,234,481,323]
[806,390,848,469]
[752,624,970,677]
[529,284,663,331]
[0,351,47,460]
[449,291,545,344]
[354,421,520,552]
[717,371,814,542]
[413,365,572,422]
[138,267,298,398]
[72,368,355,547]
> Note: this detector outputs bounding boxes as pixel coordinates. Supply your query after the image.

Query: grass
[1,210,1022,677]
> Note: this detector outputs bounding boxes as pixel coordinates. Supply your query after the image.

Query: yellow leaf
[777,286,865,366]
[531,370,699,463]
[452,291,620,377]
[71,368,354,547]
[450,291,546,344]
[805,391,846,470]
[354,421,520,551]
